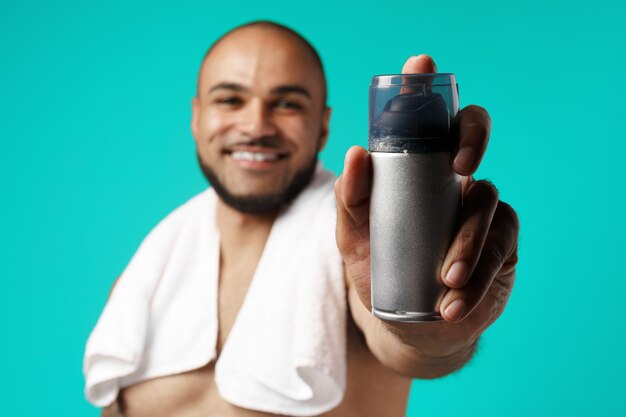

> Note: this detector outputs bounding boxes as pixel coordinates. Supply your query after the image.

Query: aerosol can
[369,73,462,322]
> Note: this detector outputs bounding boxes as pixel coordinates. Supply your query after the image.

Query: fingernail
[454,146,476,173]
[445,261,469,287]
[444,299,466,321]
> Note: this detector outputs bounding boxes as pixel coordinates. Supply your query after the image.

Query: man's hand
[335,55,520,372]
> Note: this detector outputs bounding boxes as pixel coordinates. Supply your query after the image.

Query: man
[88,20,519,417]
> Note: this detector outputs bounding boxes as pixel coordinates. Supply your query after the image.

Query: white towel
[83,163,347,416]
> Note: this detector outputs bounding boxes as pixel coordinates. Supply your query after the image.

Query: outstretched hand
[335,55,520,358]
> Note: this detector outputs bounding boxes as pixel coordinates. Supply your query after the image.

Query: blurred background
[1,0,624,415]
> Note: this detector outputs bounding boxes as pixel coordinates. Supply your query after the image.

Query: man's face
[191,27,330,214]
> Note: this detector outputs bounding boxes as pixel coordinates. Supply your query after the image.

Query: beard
[196,152,319,214]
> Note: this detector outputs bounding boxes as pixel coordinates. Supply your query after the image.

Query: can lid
[369,74,459,153]
[371,73,456,87]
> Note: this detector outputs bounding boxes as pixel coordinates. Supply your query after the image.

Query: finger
[401,54,437,74]
[335,146,371,263]
[440,199,520,323]
[490,201,520,276]
[441,180,500,289]
[453,105,492,176]
[337,146,371,229]
[335,146,372,304]
[400,54,437,94]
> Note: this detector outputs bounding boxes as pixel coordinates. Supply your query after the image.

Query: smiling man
[191,24,329,216]
[84,21,520,417]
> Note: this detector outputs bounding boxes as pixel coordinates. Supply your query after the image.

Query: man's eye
[274,100,303,110]
[215,96,243,106]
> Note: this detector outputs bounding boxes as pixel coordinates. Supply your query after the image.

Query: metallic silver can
[369,73,461,322]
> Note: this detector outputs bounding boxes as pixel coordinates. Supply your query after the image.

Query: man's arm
[335,54,519,380]
[337,143,518,378]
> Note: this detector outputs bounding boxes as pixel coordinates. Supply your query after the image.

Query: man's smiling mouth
[229,151,285,162]
[224,145,290,163]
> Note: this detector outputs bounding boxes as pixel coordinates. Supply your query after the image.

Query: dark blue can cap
[369,73,459,153]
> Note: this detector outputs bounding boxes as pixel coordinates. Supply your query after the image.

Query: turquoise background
[1,0,624,416]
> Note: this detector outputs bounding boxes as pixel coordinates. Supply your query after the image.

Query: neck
[216,198,278,242]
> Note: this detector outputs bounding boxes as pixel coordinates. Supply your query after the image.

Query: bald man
[97,21,519,417]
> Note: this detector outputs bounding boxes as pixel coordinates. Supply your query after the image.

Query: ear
[318,106,332,152]
[190,96,200,142]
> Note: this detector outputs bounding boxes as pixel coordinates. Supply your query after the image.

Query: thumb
[336,146,371,230]
[335,146,373,307]
[402,54,437,73]
[400,54,438,94]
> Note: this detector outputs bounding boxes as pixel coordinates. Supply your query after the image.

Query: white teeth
[230,151,280,162]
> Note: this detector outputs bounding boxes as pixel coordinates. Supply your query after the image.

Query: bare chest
[115,226,411,416]
[119,254,262,416]
[118,314,411,417]
[215,254,258,356]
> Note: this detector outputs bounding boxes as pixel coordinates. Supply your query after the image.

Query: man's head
[191,21,331,214]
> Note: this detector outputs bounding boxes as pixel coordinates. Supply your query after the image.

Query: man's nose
[237,100,278,139]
